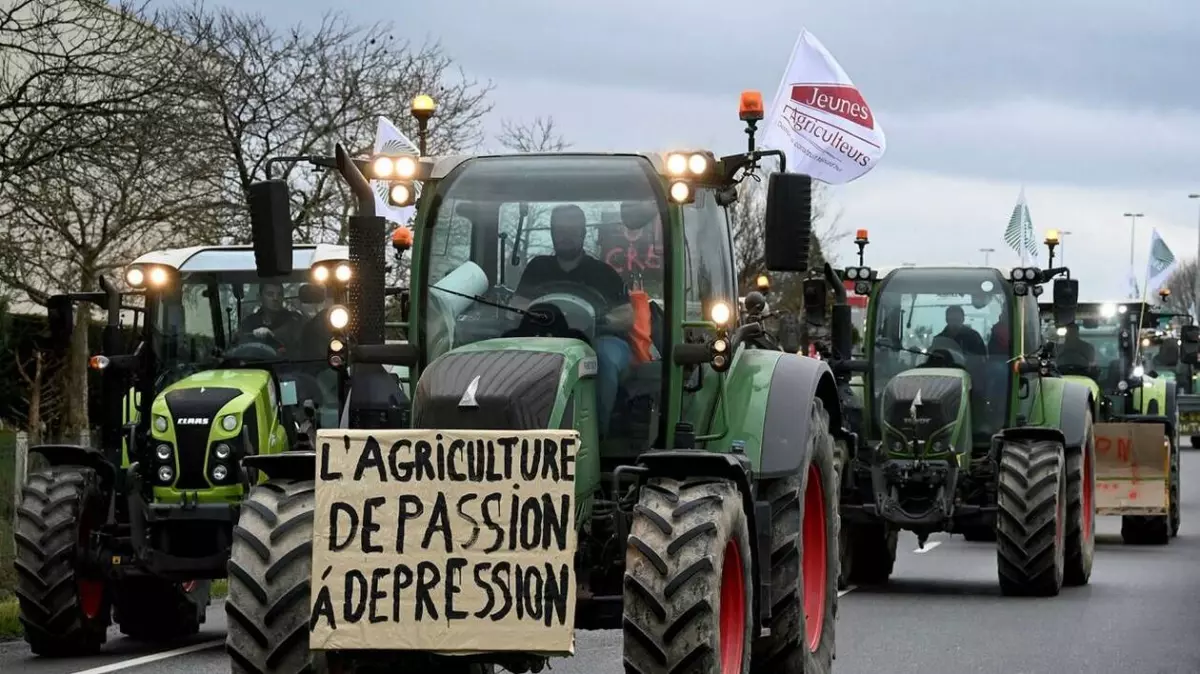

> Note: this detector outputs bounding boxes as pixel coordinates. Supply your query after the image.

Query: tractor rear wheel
[751,398,838,674]
[622,476,753,674]
[114,577,205,641]
[833,437,851,591]
[13,467,110,656]
[845,522,897,585]
[1064,413,1096,586]
[225,479,327,674]
[995,438,1067,597]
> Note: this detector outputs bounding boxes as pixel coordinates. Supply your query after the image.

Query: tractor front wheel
[996,439,1067,597]
[225,479,326,674]
[13,467,110,656]
[845,522,897,585]
[622,476,753,674]
[1064,413,1097,586]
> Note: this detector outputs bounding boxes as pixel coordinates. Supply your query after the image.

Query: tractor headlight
[709,302,731,326]
[668,180,691,203]
[211,464,229,481]
[148,266,169,287]
[221,414,238,432]
[329,305,350,330]
[126,267,146,288]
[155,444,172,460]
[214,443,232,460]
[1100,303,1117,318]
[157,465,174,482]
[1133,365,1145,378]
[312,265,330,283]
[153,415,168,433]
[335,263,352,282]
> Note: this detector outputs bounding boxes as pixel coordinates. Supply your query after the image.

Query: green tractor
[1036,290,1196,544]
[813,232,1097,597]
[12,244,353,655]
[225,91,845,673]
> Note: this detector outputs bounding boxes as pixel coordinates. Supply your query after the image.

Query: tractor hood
[149,368,280,492]
[879,369,968,457]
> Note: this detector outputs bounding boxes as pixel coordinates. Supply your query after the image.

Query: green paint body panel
[1133,376,1169,415]
[708,349,784,468]
[880,369,971,465]
[125,368,288,505]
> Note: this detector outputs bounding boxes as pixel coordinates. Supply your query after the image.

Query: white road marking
[913,541,943,554]
[68,639,223,674]
[838,584,857,597]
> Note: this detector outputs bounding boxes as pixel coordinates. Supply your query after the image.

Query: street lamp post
[1059,230,1072,266]
[1189,194,1200,317]
[1124,212,1144,298]
[979,247,995,266]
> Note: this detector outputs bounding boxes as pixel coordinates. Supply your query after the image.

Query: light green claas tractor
[1036,294,1196,544]
[224,92,845,674]
[822,233,1097,597]
[12,244,350,656]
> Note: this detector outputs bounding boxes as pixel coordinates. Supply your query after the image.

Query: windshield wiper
[430,286,551,325]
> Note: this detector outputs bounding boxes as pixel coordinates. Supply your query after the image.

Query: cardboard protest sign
[309,429,579,654]
[1093,422,1169,515]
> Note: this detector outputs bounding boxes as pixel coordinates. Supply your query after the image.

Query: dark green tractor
[811,234,1097,597]
[224,92,847,673]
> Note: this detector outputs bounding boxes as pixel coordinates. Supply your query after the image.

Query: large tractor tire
[833,437,852,591]
[845,522,897,585]
[623,476,754,674]
[1064,413,1097,587]
[995,438,1067,597]
[751,398,838,674]
[225,479,325,674]
[114,577,206,641]
[1170,439,1181,538]
[12,467,110,656]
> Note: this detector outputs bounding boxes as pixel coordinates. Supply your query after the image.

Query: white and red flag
[761,29,887,184]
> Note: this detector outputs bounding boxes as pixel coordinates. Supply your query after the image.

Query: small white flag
[761,29,886,184]
[1145,227,1177,298]
[371,116,421,225]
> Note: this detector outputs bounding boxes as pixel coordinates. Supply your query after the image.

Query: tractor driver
[512,204,634,439]
[1056,323,1097,370]
[238,282,305,352]
[938,305,988,357]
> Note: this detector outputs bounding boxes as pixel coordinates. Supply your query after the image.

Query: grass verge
[0,579,228,640]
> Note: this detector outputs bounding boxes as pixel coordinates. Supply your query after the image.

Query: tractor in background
[224,91,845,674]
[1037,276,1197,543]
[802,228,1096,597]
[12,244,349,655]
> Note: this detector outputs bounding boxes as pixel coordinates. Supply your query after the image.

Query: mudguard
[243,451,317,482]
[723,350,840,480]
[29,444,118,487]
[1026,377,1093,450]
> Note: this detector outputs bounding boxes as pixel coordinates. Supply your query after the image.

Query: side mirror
[763,172,813,272]
[1052,278,1079,327]
[1181,326,1200,365]
[1181,325,1200,344]
[298,284,326,304]
[249,179,294,277]
[802,277,827,324]
[777,313,802,354]
[46,294,74,352]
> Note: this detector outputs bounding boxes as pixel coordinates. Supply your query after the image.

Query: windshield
[1041,308,1135,387]
[153,270,340,422]
[871,268,1010,441]
[421,155,668,362]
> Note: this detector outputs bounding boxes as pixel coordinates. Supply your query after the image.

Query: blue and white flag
[1145,227,1178,297]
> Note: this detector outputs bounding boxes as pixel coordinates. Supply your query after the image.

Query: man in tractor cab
[938,305,988,356]
[512,203,634,439]
[1056,322,1097,371]
[237,282,305,352]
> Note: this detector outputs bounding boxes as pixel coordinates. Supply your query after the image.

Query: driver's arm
[510,258,547,311]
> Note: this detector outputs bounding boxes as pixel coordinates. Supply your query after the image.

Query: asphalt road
[6,450,1200,674]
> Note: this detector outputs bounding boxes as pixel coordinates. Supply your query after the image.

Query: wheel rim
[802,463,828,652]
[718,540,746,674]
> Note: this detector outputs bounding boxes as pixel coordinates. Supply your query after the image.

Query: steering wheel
[920,336,968,370]
[524,280,625,336]
[224,340,282,361]
[504,302,593,344]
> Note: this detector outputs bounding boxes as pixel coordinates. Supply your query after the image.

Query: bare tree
[0,0,190,181]
[1164,258,1199,317]
[496,116,569,153]
[162,6,495,244]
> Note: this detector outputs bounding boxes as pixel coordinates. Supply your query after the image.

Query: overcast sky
[171,0,1200,300]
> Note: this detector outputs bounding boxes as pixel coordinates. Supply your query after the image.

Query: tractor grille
[413,351,564,430]
[882,374,963,441]
[163,387,241,490]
